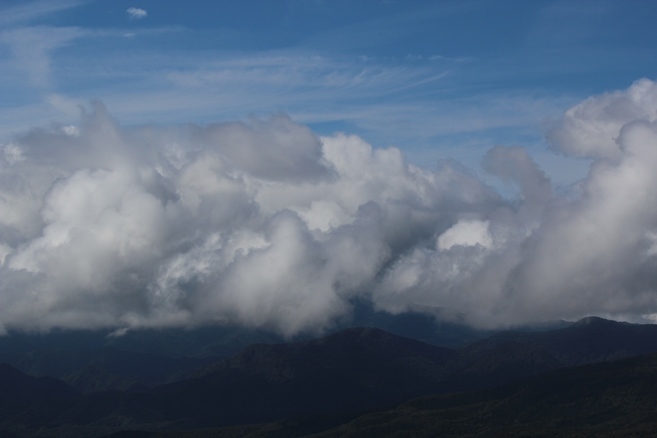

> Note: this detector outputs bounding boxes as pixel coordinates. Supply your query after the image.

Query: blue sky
[2,0,657,186]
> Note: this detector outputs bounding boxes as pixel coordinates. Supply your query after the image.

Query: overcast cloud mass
[2,79,657,336]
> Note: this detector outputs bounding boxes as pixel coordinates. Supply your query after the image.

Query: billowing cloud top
[126,7,147,20]
[2,80,657,336]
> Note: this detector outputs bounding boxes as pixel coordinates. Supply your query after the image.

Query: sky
[2,0,657,335]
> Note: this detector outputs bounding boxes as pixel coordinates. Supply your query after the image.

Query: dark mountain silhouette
[464,316,657,365]
[439,316,657,394]
[0,327,281,392]
[153,328,456,425]
[5,345,222,393]
[2,317,657,436]
[349,303,494,346]
[144,350,657,437]
[0,328,458,436]
[0,363,77,414]
[0,311,486,392]
[0,310,565,394]
[308,351,657,437]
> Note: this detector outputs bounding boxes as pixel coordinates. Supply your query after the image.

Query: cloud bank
[2,80,657,336]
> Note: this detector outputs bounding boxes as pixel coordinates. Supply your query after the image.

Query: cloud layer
[2,80,657,335]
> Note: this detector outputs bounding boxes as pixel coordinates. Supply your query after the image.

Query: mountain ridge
[2,316,657,436]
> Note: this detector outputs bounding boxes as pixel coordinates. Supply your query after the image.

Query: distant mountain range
[1,316,657,436]
[309,351,657,438]
[0,309,491,393]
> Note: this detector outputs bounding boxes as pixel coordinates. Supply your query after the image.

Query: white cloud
[0,103,494,335]
[2,143,24,164]
[438,220,492,251]
[374,79,657,328]
[127,7,147,20]
[2,80,657,335]
[547,78,657,159]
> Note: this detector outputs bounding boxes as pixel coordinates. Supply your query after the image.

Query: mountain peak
[572,316,617,326]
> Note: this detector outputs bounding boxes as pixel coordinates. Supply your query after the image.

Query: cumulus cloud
[126,7,147,20]
[2,79,657,335]
[547,78,657,159]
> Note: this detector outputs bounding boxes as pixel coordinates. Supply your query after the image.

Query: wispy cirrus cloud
[0,1,89,90]
[0,0,88,27]
[0,26,86,87]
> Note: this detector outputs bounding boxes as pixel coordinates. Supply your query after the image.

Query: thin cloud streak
[39,49,571,149]
[0,0,88,27]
